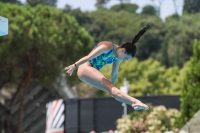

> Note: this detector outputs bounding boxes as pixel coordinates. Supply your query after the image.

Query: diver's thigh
[77,63,111,92]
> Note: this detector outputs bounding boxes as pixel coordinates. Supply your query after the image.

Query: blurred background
[0,0,200,133]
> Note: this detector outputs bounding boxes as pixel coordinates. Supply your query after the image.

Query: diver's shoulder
[97,41,113,49]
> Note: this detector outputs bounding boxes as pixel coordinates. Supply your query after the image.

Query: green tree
[110,3,139,13]
[95,0,110,8]
[99,58,182,96]
[183,0,200,14]
[67,8,92,27]
[90,9,163,52]
[141,5,157,16]
[0,3,93,133]
[67,4,200,68]
[0,0,21,5]
[156,14,200,67]
[66,7,164,61]
[118,58,182,96]
[27,0,57,7]
[180,39,200,125]
[63,4,72,12]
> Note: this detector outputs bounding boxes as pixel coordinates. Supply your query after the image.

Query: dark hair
[120,23,151,57]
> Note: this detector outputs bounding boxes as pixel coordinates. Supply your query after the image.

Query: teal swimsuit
[89,43,118,70]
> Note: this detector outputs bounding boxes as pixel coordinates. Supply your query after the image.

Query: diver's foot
[132,101,149,111]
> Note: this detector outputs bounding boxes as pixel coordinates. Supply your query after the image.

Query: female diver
[65,24,150,110]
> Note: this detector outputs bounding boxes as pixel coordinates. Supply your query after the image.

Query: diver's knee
[77,69,85,81]
[102,78,118,95]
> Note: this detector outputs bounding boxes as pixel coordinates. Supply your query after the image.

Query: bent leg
[77,63,148,110]
[87,83,131,105]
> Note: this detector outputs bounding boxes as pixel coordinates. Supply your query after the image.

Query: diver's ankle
[131,100,138,105]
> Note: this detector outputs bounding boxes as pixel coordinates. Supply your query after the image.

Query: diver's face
[116,48,132,61]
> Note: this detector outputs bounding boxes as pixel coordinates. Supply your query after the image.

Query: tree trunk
[9,75,26,110]
[16,53,33,133]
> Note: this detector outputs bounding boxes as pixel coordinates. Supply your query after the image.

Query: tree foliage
[180,39,200,125]
[183,0,200,14]
[0,0,21,4]
[1,1,200,131]
[27,0,57,7]
[67,8,200,68]
[141,5,158,16]
[95,0,110,8]
[99,58,182,96]
[110,3,139,13]
[155,14,200,67]
[87,9,163,59]
[65,7,200,99]
[0,2,93,133]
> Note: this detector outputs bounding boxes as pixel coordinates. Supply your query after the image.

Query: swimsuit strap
[111,42,115,54]
[106,42,115,55]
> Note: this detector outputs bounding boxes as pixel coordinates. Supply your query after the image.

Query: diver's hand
[64,64,76,76]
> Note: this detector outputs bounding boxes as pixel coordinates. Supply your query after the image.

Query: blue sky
[20,0,184,20]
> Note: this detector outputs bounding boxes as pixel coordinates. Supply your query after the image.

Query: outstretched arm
[65,42,113,76]
[111,60,121,84]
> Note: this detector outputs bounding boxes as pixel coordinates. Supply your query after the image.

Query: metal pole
[187,122,190,133]
[122,103,127,116]
[120,78,130,116]
[124,104,127,115]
